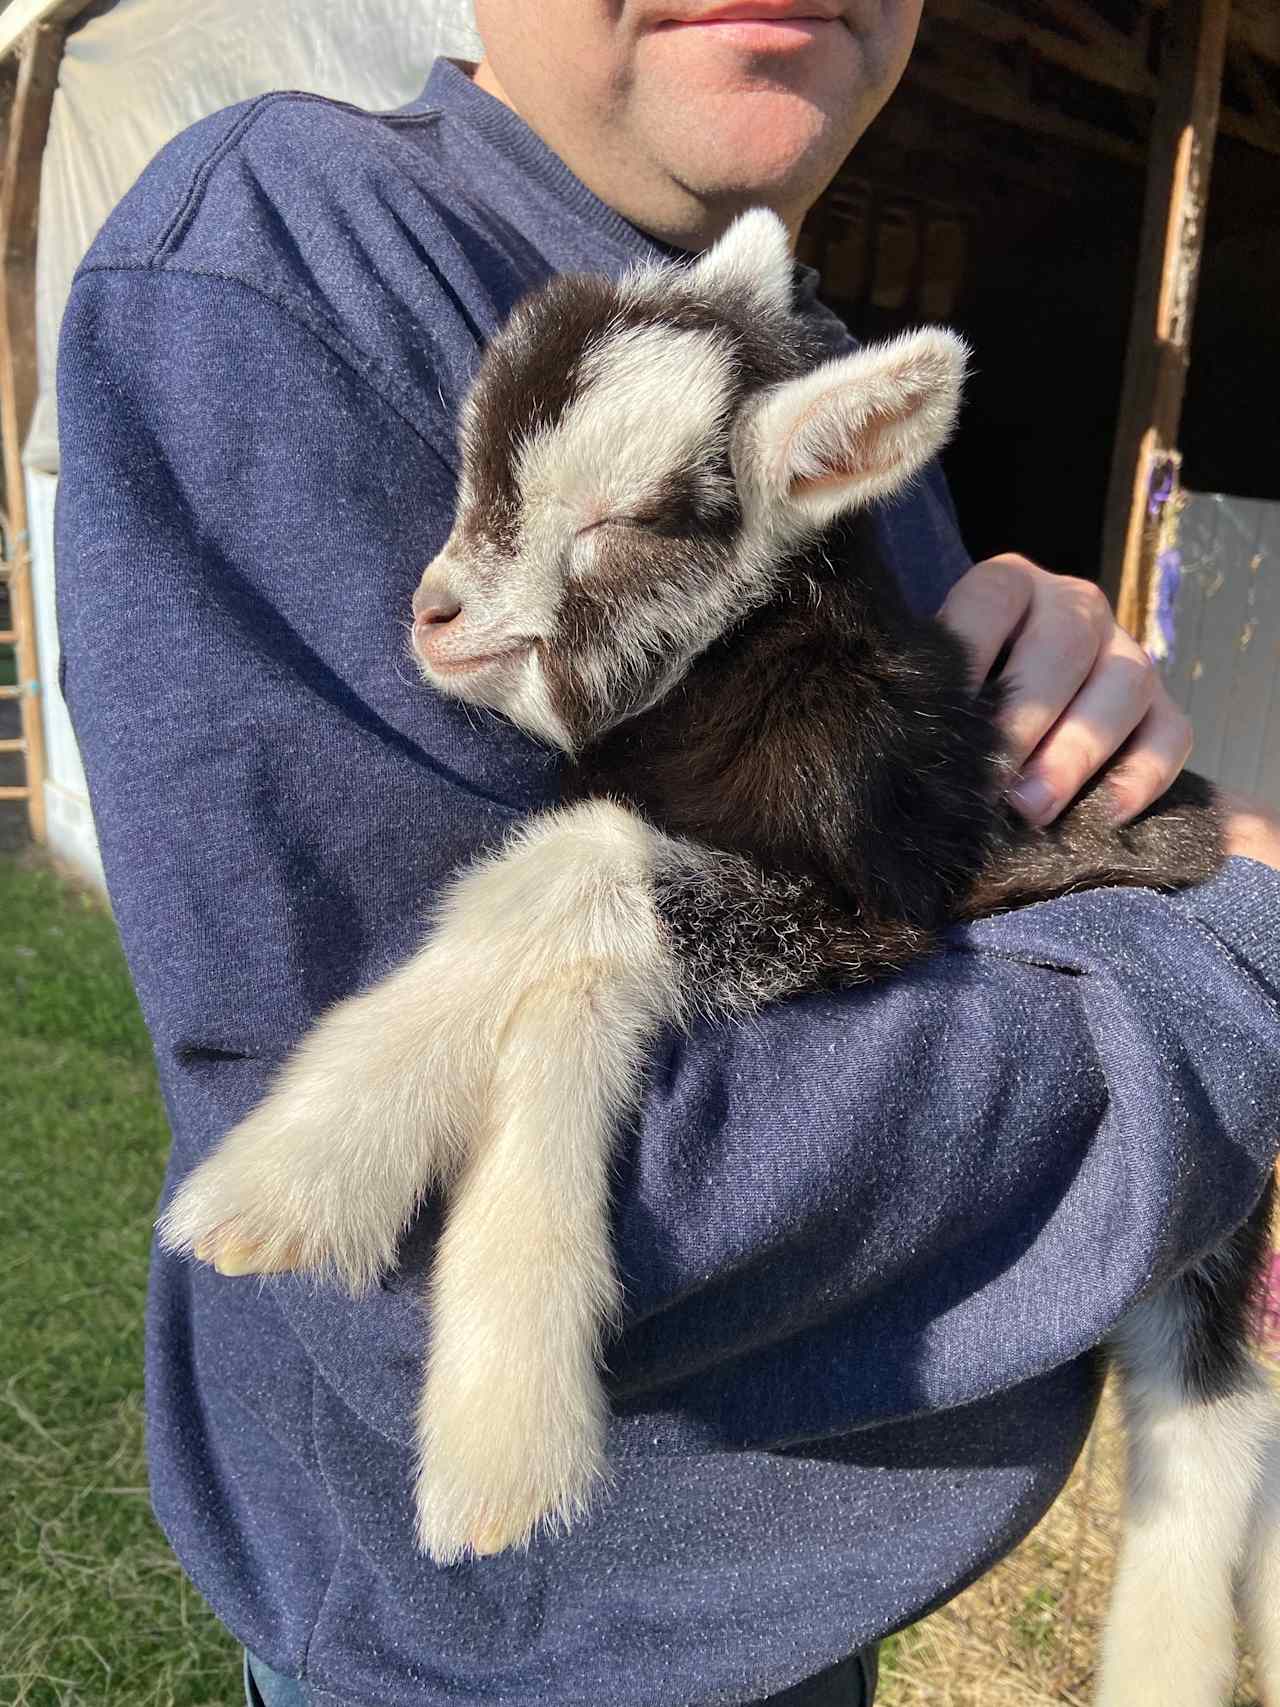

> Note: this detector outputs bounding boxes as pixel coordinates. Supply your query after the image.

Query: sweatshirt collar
[412,57,833,321]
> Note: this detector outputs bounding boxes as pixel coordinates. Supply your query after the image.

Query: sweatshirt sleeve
[56,265,1280,1455]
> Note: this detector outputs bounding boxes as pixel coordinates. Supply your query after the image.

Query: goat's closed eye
[576,515,652,536]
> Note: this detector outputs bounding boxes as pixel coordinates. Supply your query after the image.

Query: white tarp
[27,465,104,885]
[27,0,480,883]
[29,0,481,472]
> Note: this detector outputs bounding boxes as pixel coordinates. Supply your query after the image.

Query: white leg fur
[158,800,672,1295]
[1240,1415,1280,1706]
[1095,1292,1276,1707]
[414,801,684,1562]
[161,797,687,1559]
[155,941,506,1291]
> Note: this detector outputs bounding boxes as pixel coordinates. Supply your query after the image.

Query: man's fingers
[938,553,1192,827]
[1101,690,1195,824]
[1006,632,1161,825]
[937,554,1036,688]
[995,576,1114,770]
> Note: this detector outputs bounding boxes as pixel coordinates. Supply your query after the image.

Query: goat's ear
[621,208,794,316]
[687,208,794,313]
[744,328,969,523]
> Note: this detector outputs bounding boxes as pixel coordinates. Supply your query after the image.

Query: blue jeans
[245,1645,878,1704]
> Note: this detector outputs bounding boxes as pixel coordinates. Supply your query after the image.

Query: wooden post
[0,0,101,63]
[0,21,66,839]
[1099,0,1230,640]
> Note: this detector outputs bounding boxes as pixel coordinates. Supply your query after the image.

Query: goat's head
[411,208,968,751]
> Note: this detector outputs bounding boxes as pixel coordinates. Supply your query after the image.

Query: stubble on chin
[627,34,874,207]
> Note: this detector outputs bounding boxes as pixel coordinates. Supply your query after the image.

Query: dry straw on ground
[879,1266,1280,1707]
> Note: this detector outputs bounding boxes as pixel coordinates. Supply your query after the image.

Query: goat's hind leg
[414,801,686,1564]
[1239,1175,1280,1707]
[412,821,914,1562]
[1095,1185,1278,1707]
[1242,1416,1280,1707]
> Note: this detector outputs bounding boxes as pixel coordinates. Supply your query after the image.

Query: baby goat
[161,210,1280,1707]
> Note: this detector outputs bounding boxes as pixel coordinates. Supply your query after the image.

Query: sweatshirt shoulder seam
[1174,876,1280,1007]
[148,90,443,266]
[150,93,445,267]
[72,260,457,471]
[150,96,280,264]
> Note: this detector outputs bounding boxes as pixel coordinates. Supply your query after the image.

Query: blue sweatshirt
[54,57,1280,1707]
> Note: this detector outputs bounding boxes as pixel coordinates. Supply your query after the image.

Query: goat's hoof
[414,1406,610,1565]
[414,1473,603,1565]
[156,1112,403,1295]
[470,1509,540,1559]
[193,1226,306,1277]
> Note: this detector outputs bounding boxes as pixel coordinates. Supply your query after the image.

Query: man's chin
[636,33,868,185]
[663,99,857,205]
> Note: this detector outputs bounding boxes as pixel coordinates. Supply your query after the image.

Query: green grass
[876,1631,902,1681]
[1,851,239,1706]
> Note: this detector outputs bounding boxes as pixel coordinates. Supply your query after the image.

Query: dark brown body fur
[569,510,1222,971]
[567,512,1267,1413]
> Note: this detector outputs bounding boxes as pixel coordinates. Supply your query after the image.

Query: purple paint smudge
[1148,460,1176,519]
[1153,547,1183,663]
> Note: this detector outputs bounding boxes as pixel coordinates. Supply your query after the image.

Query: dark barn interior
[799,0,1280,586]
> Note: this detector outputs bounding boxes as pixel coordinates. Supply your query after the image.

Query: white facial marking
[515,323,735,535]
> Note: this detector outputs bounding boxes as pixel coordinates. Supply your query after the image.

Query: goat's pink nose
[413,595,463,629]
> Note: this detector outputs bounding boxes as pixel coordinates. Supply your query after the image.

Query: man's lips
[667,17,834,27]
[652,11,845,47]
[656,1,843,24]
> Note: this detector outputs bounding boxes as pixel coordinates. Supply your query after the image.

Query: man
[54,5,1280,1705]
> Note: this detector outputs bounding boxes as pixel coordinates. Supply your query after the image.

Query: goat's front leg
[156,828,572,1294]
[413,800,685,1563]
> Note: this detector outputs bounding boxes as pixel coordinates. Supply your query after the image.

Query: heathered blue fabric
[54,58,1280,1707]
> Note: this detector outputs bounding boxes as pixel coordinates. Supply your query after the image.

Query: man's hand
[939,552,1193,827]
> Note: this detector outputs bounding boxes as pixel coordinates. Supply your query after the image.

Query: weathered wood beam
[0,21,64,840]
[1219,107,1280,155]
[1233,0,1280,64]
[0,0,97,64]
[929,0,1156,99]
[1100,0,1230,639]
[0,55,18,524]
[1158,0,1280,68]
[1040,0,1149,68]
[2,32,59,432]
[908,59,1146,165]
[928,3,1280,160]
[1227,41,1280,151]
